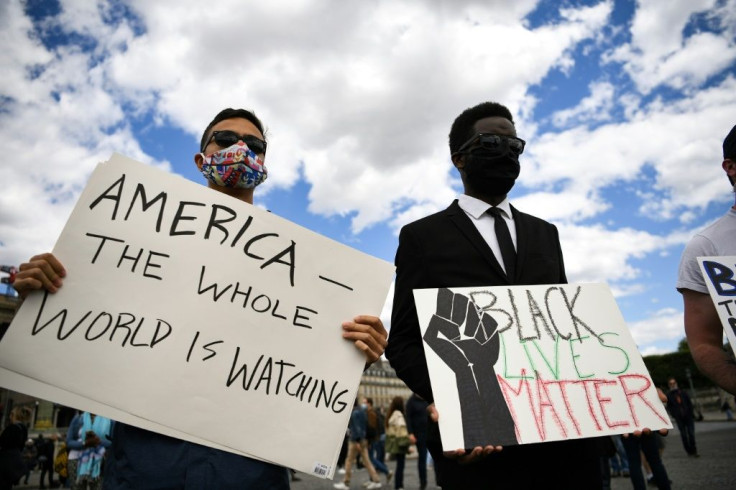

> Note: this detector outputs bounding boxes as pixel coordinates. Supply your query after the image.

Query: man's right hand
[428,403,503,464]
[14,253,66,298]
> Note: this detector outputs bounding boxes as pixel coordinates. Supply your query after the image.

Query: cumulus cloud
[627,307,684,347]
[605,0,736,93]
[1,0,735,356]
[550,81,615,128]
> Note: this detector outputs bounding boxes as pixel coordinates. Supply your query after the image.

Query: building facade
[358,358,412,410]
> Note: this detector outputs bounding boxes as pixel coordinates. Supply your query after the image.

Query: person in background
[622,387,672,490]
[36,433,57,489]
[364,397,392,484]
[385,396,410,490]
[665,378,699,457]
[608,435,629,478]
[0,406,33,490]
[677,124,736,395]
[66,412,113,490]
[20,438,38,486]
[404,393,429,490]
[53,434,69,488]
[334,399,382,489]
[12,108,388,490]
[721,396,734,420]
[374,406,386,467]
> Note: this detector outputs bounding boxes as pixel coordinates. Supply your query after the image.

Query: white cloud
[550,81,615,128]
[1,0,734,358]
[605,0,736,93]
[523,77,736,222]
[627,307,684,347]
[558,223,668,284]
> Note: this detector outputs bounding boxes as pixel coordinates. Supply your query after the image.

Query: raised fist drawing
[423,288,517,447]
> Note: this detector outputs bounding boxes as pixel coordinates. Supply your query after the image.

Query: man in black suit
[385,101,602,489]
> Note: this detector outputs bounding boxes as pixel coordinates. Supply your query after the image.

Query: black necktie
[488,207,516,279]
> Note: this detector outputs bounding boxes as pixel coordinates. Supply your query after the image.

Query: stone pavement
[12,415,735,489]
[294,416,736,490]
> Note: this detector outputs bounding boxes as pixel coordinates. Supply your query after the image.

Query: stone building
[358,358,412,410]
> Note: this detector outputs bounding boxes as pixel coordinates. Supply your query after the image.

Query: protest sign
[698,256,736,357]
[0,153,394,478]
[414,283,671,449]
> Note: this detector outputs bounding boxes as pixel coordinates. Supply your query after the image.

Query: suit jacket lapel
[445,200,510,283]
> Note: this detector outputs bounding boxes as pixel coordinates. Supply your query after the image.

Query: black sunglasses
[203,130,268,155]
[456,133,526,156]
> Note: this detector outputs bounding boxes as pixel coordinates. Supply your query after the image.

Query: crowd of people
[2,103,735,489]
[0,409,113,490]
[333,394,431,490]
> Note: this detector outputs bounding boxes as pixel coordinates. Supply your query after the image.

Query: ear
[194,152,204,171]
[723,159,736,177]
[451,153,465,170]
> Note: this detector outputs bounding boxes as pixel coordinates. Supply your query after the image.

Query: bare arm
[682,289,736,395]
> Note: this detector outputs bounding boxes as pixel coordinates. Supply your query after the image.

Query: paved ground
[292,416,736,490]
[14,414,736,489]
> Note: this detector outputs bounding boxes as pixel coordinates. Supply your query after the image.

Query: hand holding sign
[14,253,67,297]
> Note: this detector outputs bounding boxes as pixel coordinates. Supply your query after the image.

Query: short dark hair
[723,125,736,160]
[199,108,266,152]
[449,102,514,155]
[724,124,736,185]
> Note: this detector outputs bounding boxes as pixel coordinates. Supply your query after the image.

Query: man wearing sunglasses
[386,102,602,489]
[13,108,388,489]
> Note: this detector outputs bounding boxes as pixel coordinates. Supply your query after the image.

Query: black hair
[723,124,736,185]
[449,102,514,155]
[723,125,736,160]
[199,108,266,152]
[385,396,405,428]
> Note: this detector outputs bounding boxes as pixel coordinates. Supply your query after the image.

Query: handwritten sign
[414,283,671,449]
[0,153,394,478]
[698,256,736,357]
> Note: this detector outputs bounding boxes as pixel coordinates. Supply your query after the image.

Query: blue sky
[1,0,735,355]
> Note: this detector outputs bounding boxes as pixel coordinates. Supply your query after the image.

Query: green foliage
[642,350,712,389]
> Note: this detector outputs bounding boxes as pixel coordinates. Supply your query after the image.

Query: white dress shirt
[457,194,517,274]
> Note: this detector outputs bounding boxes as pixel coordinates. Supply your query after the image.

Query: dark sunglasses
[202,130,268,155]
[456,133,526,156]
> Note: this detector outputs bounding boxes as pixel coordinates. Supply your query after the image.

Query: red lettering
[576,379,603,430]
[594,380,630,429]
[618,374,669,426]
[537,374,567,439]
[497,370,531,442]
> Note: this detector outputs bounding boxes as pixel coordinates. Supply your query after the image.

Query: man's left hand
[342,315,387,364]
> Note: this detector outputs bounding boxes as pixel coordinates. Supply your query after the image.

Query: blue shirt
[348,407,367,441]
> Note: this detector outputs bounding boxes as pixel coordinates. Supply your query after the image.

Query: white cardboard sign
[698,256,736,357]
[414,283,671,449]
[0,154,395,478]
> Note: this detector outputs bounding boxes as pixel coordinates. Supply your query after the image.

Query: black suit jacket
[386,200,601,490]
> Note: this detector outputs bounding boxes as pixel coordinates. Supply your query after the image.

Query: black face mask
[462,149,520,196]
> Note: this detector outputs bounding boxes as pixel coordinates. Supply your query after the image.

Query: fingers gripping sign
[14,253,66,298]
[342,314,387,365]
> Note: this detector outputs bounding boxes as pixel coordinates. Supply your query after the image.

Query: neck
[464,188,506,207]
[208,182,254,204]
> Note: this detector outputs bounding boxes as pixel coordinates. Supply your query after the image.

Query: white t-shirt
[676,207,736,294]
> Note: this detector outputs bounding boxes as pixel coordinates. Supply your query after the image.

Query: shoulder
[511,205,558,230]
[400,201,459,233]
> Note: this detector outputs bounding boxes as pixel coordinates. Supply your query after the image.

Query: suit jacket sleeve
[386,224,435,402]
